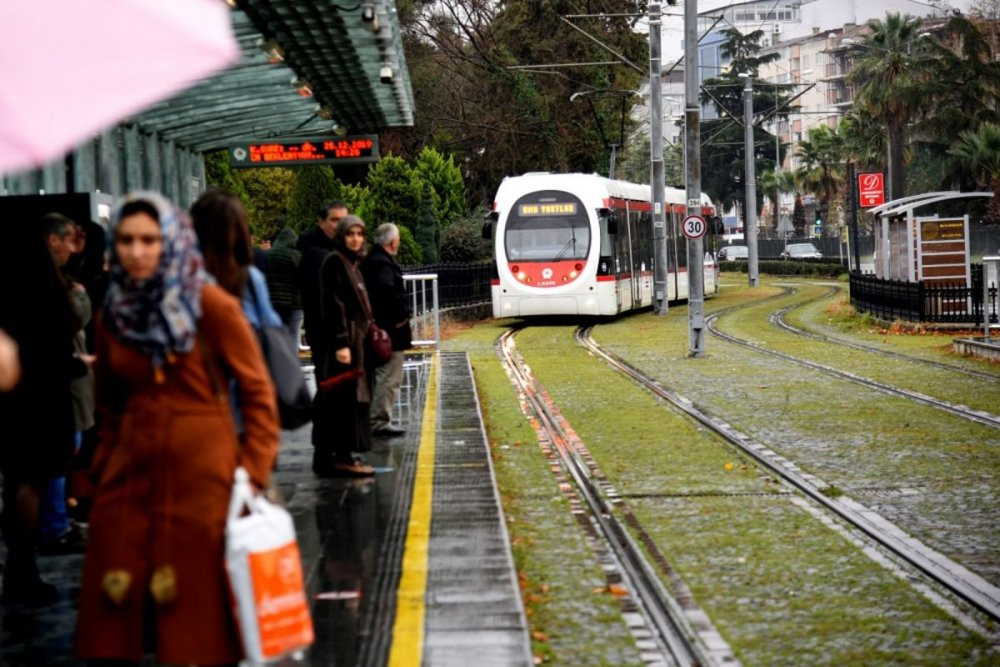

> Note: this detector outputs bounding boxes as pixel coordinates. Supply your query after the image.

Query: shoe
[2,578,59,606]
[372,425,406,437]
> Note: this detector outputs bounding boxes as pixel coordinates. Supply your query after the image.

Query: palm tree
[846,12,932,201]
[949,122,1000,223]
[776,168,806,237]
[797,125,844,235]
[758,170,779,237]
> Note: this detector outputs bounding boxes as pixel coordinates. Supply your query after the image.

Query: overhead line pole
[685,0,705,355]
[740,73,760,288]
[650,3,669,315]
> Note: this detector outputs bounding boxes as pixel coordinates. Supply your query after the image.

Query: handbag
[249,281,312,429]
[365,322,393,366]
[225,467,314,665]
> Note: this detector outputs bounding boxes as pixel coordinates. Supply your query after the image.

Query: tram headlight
[516,271,526,281]
[569,270,578,279]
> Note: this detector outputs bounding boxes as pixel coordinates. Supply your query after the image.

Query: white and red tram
[488,172,718,317]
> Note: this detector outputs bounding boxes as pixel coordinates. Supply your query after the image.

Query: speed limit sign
[681,215,707,239]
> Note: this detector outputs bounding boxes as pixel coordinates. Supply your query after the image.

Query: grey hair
[374,223,400,246]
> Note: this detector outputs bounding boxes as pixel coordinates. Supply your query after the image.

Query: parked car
[780,243,822,260]
[718,244,749,261]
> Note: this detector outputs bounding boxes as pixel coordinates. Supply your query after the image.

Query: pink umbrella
[0,0,239,175]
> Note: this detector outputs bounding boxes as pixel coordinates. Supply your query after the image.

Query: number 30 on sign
[681,215,707,239]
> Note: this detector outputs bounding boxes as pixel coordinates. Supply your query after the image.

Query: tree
[846,12,932,201]
[758,169,780,236]
[796,125,844,236]
[413,146,466,228]
[365,156,421,233]
[415,182,439,263]
[440,206,493,262]
[396,224,423,267]
[287,166,339,233]
[204,150,252,210]
[236,167,296,241]
[777,168,807,237]
[699,28,794,211]
[397,0,647,204]
[949,122,1000,223]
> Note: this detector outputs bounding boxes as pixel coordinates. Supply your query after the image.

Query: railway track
[576,325,1000,625]
[496,328,737,667]
[705,298,1000,431]
[771,285,1000,383]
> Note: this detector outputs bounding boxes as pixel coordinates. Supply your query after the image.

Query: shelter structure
[869,192,993,286]
[1,0,414,209]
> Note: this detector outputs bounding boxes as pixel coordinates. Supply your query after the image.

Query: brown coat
[75,284,279,665]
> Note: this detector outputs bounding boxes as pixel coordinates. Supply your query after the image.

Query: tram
[486,172,718,317]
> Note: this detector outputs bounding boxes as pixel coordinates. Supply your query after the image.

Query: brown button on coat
[75,284,280,665]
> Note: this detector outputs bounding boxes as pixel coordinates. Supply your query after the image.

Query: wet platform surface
[0,352,530,666]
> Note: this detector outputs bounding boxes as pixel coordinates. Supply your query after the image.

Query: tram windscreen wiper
[553,232,577,260]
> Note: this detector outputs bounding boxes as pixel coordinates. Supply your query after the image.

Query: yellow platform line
[388,352,438,667]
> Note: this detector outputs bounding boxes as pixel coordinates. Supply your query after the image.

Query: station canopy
[127,0,414,153]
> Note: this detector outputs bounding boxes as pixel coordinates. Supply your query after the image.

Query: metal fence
[850,265,999,325]
[403,261,492,308]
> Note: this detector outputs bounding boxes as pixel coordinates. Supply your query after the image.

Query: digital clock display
[229,136,379,167]
[519,202,577,216]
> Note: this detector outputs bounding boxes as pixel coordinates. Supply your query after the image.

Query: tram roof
[125,1,414,152]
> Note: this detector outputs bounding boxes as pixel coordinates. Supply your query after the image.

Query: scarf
[103,191,207,375]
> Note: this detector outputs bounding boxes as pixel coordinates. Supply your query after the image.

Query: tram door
[599,211,621,311]
[625,206,641,307]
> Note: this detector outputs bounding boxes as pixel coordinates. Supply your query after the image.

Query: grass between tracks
[444,277,998,665]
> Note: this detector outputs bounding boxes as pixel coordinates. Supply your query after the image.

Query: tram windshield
[504,191,590,261]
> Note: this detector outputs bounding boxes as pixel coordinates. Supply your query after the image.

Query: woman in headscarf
[75,192,279,666]
[312,215,375,476]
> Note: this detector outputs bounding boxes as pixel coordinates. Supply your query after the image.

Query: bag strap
[339,251,375,324]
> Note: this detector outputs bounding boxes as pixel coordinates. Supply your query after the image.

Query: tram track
[576,325,1000,625]
[771,285,1000,383]
[705,293,1000,431]
[496,327,737,667]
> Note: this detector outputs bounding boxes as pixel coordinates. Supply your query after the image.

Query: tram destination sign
[519,202,577,216]
[228,136,379,167]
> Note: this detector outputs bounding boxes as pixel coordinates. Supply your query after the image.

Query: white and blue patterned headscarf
[104,191,207,376]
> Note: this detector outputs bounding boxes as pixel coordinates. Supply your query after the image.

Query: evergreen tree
[415,182,439,263]
[440,206,493,262]
[237,167,296,241]
[287,166,339,233]
[396,224,423,267]
[204,150,252,211]
[365,156,421,232]
[413,147,466,228]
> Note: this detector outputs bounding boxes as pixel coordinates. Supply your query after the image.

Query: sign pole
[849,162,860,272]
[685,0,705,355]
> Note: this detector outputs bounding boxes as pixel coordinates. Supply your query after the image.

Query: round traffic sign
[681,215,707,239]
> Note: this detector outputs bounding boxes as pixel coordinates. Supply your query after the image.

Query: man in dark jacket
[361,223,412,436]
[266,226,303,345]
[297,201,346,373]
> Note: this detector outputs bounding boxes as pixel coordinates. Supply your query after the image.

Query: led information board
[518,202,577,216]
[229,136,379,167]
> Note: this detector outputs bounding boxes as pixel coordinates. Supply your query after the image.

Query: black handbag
[250,281,312,429]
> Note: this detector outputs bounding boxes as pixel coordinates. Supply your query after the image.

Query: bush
[439,208,492,262]
[719,260,847,278]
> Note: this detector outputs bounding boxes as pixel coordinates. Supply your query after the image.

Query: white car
[719,245,749,261]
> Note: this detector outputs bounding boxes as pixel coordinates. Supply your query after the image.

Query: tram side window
[637,211,653,273]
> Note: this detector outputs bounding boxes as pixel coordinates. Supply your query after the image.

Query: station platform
[0,352,531,666]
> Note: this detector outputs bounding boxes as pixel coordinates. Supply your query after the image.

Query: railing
[403,274,440,349]
[850,266,999,325]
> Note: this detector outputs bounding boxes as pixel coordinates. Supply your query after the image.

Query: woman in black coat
[311,216,375,476]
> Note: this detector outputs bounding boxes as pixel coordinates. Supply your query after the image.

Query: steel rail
[496,328,730,667]
[577,327,1000,623]
[771,286,1000,383]
[706,303,1000,431]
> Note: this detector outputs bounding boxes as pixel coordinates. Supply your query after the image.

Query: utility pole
[685,0,705,355]
[650,3,669,315]
[740,72,759,288]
